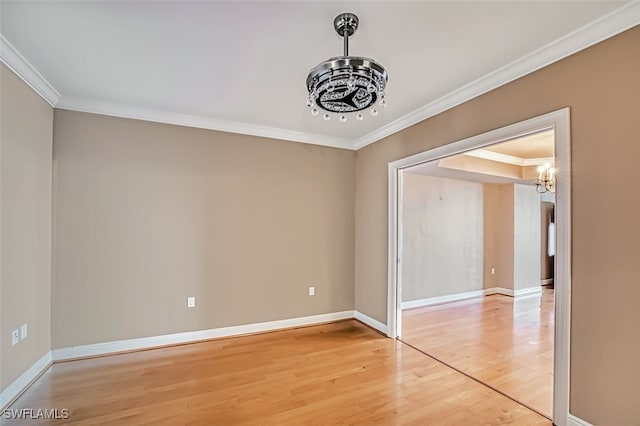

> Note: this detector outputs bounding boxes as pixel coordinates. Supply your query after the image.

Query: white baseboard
[514,286,543,297]
[402,289,486,309]
[0,351,52,410]
[568,414,594,426]
[354,311,388,335]
[52,310,355,361]
[401,286,543,309]
[485,287,513,296]
[485,286,543,298]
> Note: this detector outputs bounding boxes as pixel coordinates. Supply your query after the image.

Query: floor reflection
[401,287,554,418]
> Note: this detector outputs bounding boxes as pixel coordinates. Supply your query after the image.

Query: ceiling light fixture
[536,162,556,193]
[306,12,388,122]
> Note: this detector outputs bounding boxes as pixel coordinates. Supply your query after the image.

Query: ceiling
[405,129,554,184]
[0,1,635,149]
[484,131,554,159]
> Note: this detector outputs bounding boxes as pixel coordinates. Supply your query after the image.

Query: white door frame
[386,108,571,426]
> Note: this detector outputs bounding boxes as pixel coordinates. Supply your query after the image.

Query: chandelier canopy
[306,13,388,122]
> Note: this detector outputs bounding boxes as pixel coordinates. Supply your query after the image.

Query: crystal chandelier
[306,12,388,122]
[536,162,556,193]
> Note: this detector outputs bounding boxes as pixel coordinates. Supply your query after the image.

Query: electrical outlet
[11,329,19,346]
[308,286,315,296]
[20,323,27,340]
[187,296,196,308]
[491,268,496,275]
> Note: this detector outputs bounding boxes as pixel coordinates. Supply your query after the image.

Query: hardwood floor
[401,289,554,418]
[5,320,550,425]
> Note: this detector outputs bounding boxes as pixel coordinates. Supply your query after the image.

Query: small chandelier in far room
[536,162,556,193]
[306,12,388,122]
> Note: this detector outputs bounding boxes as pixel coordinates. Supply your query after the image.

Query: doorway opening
[386,109,571,425]
[399,129,555,417]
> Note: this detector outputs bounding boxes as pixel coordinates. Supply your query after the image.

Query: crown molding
[55,97,354,150]
[2,2,638,150]
[522,157,554,167]
[464,149,553,167]
[0,34,60,107]
[0,32,351,149]
[353,1,640,150]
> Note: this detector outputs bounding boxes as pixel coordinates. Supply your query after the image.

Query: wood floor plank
[6,320,550,425]
[401,289,554,418]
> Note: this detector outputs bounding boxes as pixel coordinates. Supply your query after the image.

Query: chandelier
[306,12,388,122]
[536,162,556,193]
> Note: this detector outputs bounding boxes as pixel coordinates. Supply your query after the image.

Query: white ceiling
[1,1,636,149]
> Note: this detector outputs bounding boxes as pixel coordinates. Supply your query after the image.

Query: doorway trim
[386,108,571,425]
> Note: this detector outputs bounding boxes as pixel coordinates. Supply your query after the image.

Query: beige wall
[401,174,483,301]
[354,26,640,424]
[483,184,514,290]
[52,110,355,348]
[0,64,53,390]
[513,184,541,290]
[484,183,540,291]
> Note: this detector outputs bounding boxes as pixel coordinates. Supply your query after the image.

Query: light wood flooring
[401,288,554,418]
[6,320,550,425]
